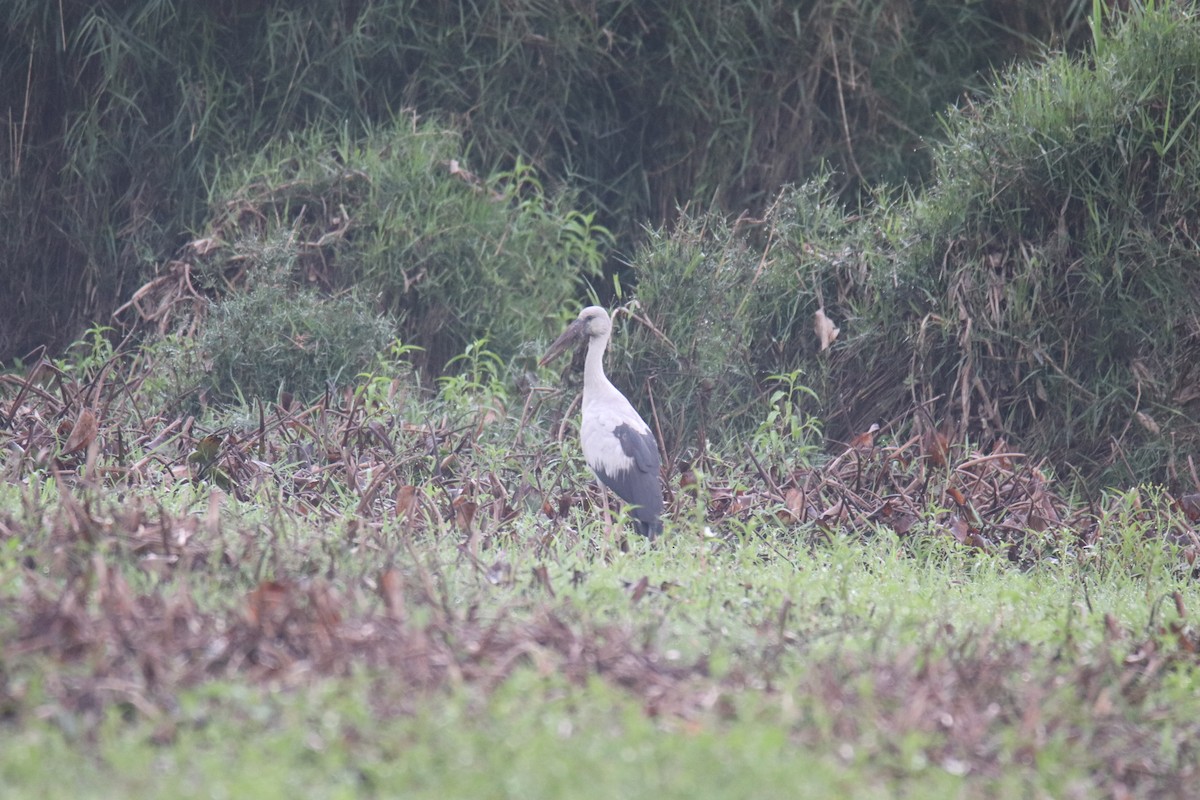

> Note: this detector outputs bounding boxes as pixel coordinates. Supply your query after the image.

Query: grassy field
[2,343,1198,799]
[3,5,1200,797]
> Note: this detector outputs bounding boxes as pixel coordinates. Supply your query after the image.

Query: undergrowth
[0,324,1198,796]
[2,254,1200,794]
[623,4,1200,488]
[1,0,1094,358]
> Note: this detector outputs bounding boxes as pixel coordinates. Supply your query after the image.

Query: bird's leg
[600,483,613,538]
[598,485,629,554]
[593,484,616,555]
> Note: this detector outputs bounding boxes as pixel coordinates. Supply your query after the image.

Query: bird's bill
[539,317,586,367]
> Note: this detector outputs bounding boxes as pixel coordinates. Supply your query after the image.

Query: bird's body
[542,306,663,538]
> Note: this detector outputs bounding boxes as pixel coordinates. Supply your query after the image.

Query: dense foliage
[2,1,1196,483]
[1,6,1199,795]
[623,6,1200,487]
[1,0,1092,358]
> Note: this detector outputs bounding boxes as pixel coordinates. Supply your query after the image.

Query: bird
[541,306,664,538]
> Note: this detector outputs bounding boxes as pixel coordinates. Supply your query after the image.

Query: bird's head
[539,306,611,366]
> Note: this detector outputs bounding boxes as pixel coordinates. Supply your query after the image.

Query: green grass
[3,6,1199,798]
[0,676,887,799]
[3,325,1197,799]
[2,496,1197,798]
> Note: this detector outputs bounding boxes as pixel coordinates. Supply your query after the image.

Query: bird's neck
[582,334,617,402]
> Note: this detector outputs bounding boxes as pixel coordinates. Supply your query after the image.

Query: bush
[1,0,1091,361]
[622,178,875,453]
[626,5,1200,488]
[899,4,1200,483]
[195,250,394,406]
[197,118,607,375]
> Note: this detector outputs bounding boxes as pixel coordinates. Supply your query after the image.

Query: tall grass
[1,0,1094,360]
[903,2,1200,483]
[622,4,1200,488]
[198,119,607,377]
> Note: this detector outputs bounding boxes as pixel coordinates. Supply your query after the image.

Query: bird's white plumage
[543,306,664,537]
[581,402,645,478]
[579,315,651,474]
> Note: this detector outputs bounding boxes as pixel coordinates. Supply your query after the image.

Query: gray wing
[599,423,663,535]
[612,423,661,477]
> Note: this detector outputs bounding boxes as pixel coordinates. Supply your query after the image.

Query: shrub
[626,5,1200,488]
[898,4,1200,483]
[198,118,607,375]
[622,178,871,454]
[1,0,1091,360]
[195,253,394,406]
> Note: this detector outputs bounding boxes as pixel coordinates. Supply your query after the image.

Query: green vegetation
[901,4,1200,482]
[624,5,1200,485]
[197,279,392,407]
[2,0,1090,359]
[2,2,1200,798]
[2,278,1199,794]
[3,546,1196,799]
[196,119,608,374]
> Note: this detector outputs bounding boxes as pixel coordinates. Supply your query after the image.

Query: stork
[541,306,664,538]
